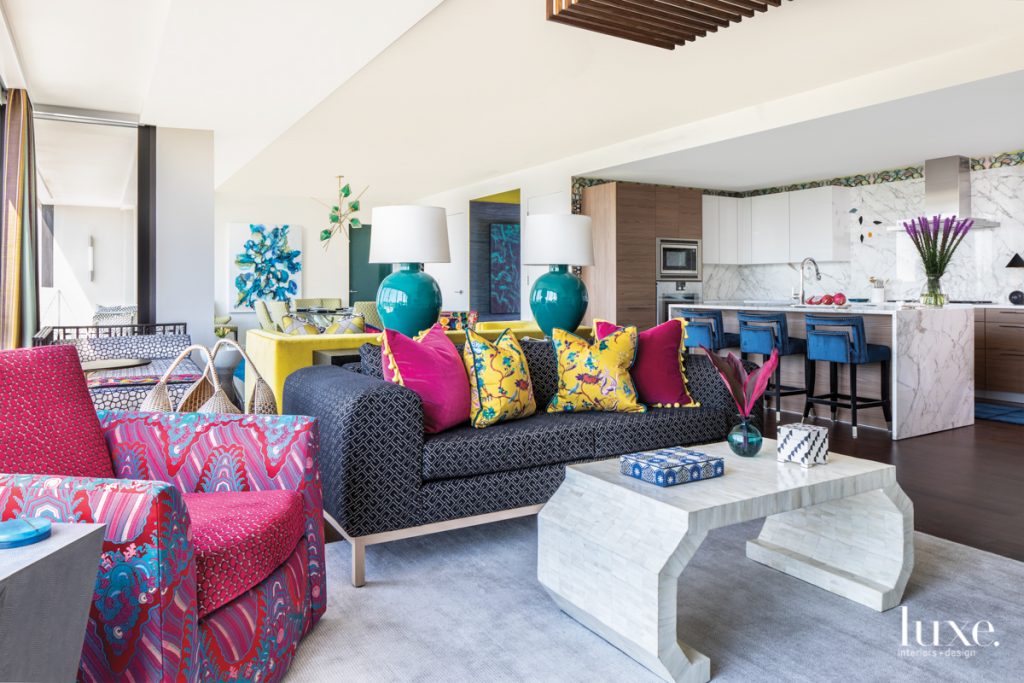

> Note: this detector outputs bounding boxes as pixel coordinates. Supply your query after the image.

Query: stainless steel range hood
[920,156,1000,229]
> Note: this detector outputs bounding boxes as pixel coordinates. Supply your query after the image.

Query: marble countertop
[674,301,980,316]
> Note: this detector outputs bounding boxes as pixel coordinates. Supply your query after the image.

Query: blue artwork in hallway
[231,223,303,312]
[489,223,520,315]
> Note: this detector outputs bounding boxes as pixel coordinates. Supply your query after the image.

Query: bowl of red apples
[804,292,849,307]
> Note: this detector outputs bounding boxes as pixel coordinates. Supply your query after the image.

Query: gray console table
[0,522,104,682]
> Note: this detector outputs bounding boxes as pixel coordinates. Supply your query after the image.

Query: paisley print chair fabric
[0,345,324,682]
[0,474,195,681]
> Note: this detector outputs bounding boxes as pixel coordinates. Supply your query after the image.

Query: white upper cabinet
[737,197,752,265]
[718,196,739,264]
[788,186,850,262]
[702,194,720,264]
[705,187,849,266]
[750,192,790,264]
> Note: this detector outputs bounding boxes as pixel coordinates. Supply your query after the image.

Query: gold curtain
[0,89,39,348]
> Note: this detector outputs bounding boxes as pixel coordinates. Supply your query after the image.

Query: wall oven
[657,238,701,281]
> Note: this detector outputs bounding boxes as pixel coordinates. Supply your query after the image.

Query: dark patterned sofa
[283,339,761,586]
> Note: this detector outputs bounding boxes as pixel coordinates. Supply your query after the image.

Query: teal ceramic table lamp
[369,205,451,337]
[522,214,595,337]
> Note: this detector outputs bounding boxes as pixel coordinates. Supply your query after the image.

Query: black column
[137,125,156,323]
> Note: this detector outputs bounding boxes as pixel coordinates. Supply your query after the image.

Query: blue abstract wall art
[489,223,520,315]
[230,223,303,312]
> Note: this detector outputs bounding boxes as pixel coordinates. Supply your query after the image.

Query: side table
[313,348,362,367]
[0,522,104,682]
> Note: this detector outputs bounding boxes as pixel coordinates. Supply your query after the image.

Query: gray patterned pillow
[68,334,192,362]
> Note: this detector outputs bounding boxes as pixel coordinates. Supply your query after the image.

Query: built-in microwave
[656,238,701,281]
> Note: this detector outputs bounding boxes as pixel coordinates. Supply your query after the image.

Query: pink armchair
[0,345,325,682]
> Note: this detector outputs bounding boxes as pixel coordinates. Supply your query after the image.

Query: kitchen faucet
[798,257,822,304]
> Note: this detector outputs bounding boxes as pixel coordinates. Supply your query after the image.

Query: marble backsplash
[703,166,1024,304]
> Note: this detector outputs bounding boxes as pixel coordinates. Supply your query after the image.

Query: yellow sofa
[245,322,589,412]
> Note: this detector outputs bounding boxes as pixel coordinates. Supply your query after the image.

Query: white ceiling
[216,0,1024,205]
[34,119,137,208]
[0,0,444,184]
[588,71,1024,191]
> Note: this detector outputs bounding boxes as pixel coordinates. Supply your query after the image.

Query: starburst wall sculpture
[319,175,368,249]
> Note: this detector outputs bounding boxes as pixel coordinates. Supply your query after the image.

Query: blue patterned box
[619,447,725,487]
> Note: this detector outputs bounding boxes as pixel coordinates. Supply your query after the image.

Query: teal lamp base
[529,264,589,338]
[376,263,443,337]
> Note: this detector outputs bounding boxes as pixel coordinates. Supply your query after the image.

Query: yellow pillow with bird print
[547,326,646,414]
[462,328,536,428]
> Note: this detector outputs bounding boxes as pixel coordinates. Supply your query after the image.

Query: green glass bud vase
[727,417,763,457]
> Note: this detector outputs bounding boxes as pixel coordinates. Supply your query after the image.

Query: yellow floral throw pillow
[547,327,646,414]
[462,328,537,428]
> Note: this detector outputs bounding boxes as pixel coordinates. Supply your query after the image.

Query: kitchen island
[668,301,974,440]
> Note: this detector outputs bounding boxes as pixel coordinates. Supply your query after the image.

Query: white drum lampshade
[368,205,451,264]
[522,213,594,266]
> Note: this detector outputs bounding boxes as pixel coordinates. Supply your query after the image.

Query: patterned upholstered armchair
[0,345,325,682]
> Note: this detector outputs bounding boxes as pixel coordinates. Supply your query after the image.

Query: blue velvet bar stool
[677,309,740,355]
[803,315,892,438]
[737,312,808,421]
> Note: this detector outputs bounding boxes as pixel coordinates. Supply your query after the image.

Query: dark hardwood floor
[765,412,1024,561]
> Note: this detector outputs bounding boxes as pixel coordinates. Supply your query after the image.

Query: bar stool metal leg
[773,360,783,421]
[802,356,815,420]
[828,362,838,422]
[850,362,859,439]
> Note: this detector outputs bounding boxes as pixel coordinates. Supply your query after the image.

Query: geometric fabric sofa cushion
[0,344,114,478]
[183,490,306,617]
[583,406,733,456]
[422,411,595,481]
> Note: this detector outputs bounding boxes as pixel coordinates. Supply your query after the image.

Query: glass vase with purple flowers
[903,215,974,308]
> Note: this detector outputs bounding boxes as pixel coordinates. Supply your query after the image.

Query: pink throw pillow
[381,324,471,434]
[595,319,696,408]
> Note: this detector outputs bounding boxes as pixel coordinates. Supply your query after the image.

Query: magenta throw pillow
[381,324,471,434]
[595,319,697,408]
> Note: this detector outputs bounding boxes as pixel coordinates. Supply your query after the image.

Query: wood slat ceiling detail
[547,0,789,50]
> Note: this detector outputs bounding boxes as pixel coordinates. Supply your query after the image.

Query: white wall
[155,128,215,347]
[46,205,136,326]
[214,192,349,340]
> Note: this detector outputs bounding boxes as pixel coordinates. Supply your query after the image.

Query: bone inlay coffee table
[537,439,914,683]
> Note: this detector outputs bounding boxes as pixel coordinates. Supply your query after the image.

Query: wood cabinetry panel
[986,351,1024,393]
[655,187,680,236]
[985,321,1024,351]
[581,183,617,325]
[977,310,1024,394]
[987,308,1024,324]
[615,184,657,330]
[678,189,702,241]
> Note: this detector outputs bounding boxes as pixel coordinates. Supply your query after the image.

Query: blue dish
[0,517,52,549]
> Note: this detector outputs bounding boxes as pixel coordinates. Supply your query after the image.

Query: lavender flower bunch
[902,214,973,277]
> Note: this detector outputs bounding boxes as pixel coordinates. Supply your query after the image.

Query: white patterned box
[777,424,830,468]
